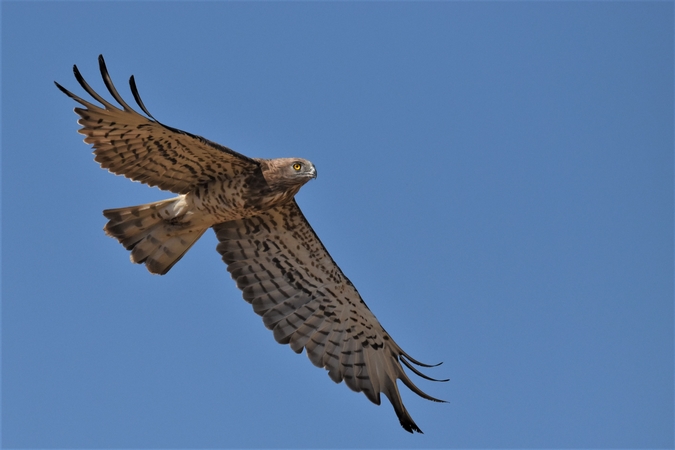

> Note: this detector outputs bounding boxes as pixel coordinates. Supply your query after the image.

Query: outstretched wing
[55,55,259,194]
[213,201,447,433]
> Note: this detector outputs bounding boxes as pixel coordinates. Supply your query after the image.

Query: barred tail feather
[103,198,207,275]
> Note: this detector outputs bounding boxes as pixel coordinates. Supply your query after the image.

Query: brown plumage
[56,55,446,433]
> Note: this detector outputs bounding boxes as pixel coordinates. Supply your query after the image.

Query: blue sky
[2,2,673,448]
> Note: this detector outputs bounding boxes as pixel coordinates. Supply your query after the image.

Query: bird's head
[283,157,317,181]
[262,157,317,190]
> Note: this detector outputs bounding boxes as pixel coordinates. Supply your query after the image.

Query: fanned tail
[103,197,207,275]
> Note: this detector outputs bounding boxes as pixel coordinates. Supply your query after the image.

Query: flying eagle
[55,55,446,433]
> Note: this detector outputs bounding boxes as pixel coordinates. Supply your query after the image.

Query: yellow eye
[293,163,302,171]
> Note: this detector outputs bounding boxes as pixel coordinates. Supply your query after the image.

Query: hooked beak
[310,164,318,179]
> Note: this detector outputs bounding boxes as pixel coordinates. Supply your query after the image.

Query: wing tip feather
[400,418,423,434]
[400,356,449,383]
[129,74,158,120]
[97,54,138,113]
[54,80,69,96]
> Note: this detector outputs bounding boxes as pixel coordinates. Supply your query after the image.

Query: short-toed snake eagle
[56,55,446,433]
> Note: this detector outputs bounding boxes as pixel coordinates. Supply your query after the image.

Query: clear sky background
[2,2,673,448]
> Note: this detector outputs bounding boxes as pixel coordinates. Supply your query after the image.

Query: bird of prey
[55,55,446,433]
